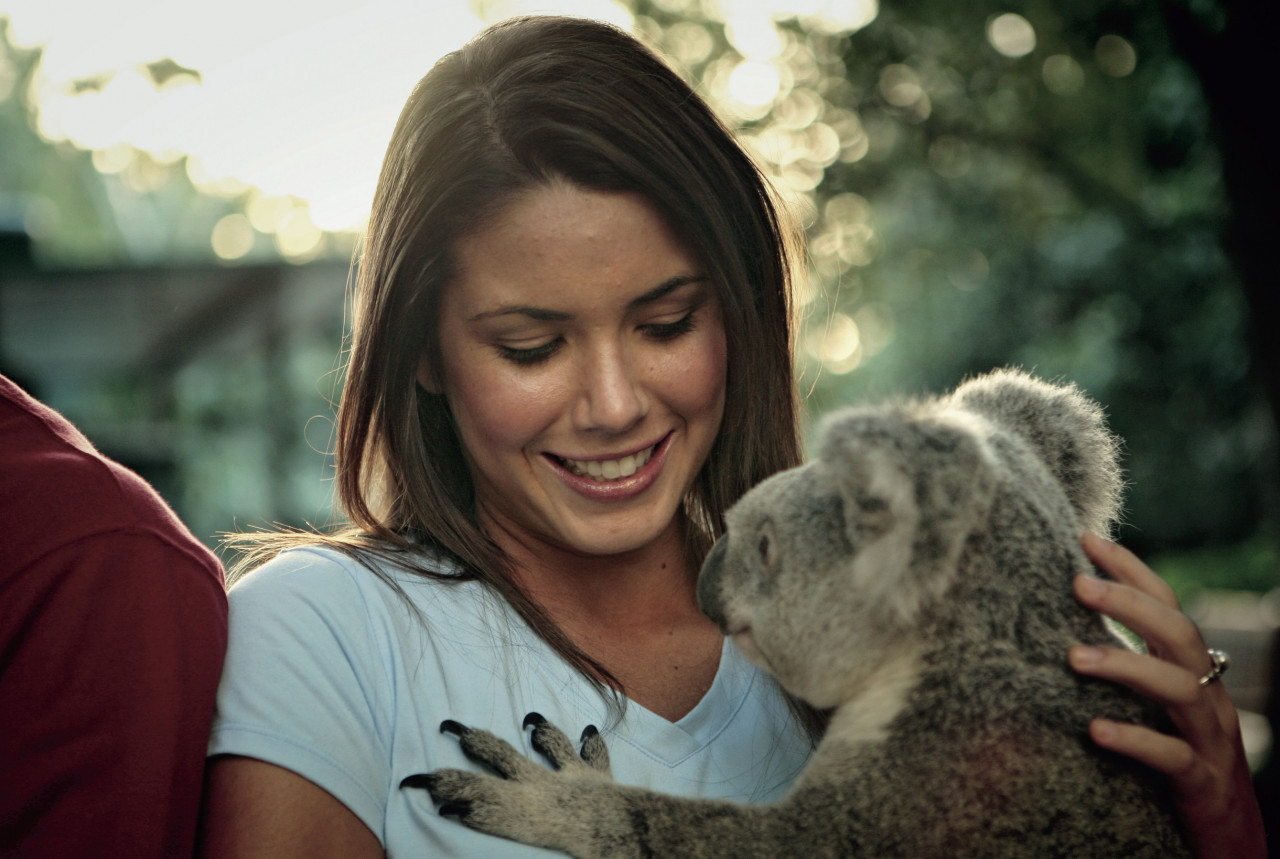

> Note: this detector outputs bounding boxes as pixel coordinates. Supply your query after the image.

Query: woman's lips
[544,433,672,501]
[555,443,656,480]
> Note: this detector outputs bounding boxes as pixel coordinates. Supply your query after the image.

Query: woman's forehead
[444,184,704,315]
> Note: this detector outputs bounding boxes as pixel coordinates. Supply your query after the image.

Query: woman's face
[423,182,727,559]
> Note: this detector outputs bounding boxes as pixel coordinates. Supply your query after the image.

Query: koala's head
[697,369,1122,711]
[698,407,998,709]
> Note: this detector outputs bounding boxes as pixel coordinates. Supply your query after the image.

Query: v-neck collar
[609,638,758,767]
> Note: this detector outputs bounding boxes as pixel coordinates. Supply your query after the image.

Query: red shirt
[0,375,228,858]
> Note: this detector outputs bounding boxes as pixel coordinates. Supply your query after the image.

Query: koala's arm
[404,717,833,859]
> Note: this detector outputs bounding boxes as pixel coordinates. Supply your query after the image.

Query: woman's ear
[416,352,442,395]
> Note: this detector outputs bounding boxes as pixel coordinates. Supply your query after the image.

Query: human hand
[1069,532,1267,859]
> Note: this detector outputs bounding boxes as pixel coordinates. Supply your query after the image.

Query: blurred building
[0,236,349,556]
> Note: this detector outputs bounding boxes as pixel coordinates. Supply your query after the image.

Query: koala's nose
[697,537,729,631]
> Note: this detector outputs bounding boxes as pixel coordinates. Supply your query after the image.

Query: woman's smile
[551,439,659,481]
[542,432,673,503]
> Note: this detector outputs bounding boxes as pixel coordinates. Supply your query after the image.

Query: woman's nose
[574,342,647,432]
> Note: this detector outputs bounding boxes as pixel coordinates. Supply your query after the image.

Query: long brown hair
[231,15,804,716]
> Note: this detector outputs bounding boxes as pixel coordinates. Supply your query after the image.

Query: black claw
[400,773,436,791]
[439,801,472,819]
[580,724,599,742]
[440,719,466,736]
[523,712,547,729]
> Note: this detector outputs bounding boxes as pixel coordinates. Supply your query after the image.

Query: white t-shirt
[208,545,813,857]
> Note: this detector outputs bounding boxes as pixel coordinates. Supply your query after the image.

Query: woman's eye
[496,339,561,365]
[642,311,696,341]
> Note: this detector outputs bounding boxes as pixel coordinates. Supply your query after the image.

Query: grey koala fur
[407,369,1191,858]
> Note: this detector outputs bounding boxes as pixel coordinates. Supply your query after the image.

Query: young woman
[198,16,1264,858]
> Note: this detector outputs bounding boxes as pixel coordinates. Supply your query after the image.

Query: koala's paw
[401,714,623,859]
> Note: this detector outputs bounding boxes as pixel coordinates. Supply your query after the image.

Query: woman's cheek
[460,360,569,450]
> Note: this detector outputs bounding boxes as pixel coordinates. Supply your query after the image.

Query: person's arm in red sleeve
[0,528,228,858]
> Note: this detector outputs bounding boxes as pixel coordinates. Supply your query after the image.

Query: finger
[1081,533,1179,609]
[1070,645,1226,746]
[1069,645,1201,708]
[1087,719,1205,789]
[1073,573,1209,670]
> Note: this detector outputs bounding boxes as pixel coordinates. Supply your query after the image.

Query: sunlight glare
[724,14,784,60]
[783,0,878,33]
[728,60,781,110]
[7,0,875,243]
[10,0,494,233]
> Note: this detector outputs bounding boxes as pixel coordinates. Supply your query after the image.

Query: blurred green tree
[633,0,1275,567]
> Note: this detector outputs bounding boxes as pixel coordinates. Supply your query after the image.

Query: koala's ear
[818,410,996,623]
[816,414,894,540]
[951,368,1121,536]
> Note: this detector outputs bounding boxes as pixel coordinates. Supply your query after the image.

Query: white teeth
[562,446,654,482]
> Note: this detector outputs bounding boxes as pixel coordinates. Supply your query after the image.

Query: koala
[405,369,1191,858]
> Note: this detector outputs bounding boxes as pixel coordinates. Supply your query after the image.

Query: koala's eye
[756,529,778,573]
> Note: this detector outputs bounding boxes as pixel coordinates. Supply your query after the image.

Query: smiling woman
[201,15,808,858]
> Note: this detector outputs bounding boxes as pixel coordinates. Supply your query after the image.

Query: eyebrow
[466,274,710,323]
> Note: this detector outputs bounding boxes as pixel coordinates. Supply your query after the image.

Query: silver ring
[1198,648,1230,687]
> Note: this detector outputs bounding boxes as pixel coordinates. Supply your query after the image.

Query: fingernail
[1071,645,1103,667]
[1091,720,1117,743]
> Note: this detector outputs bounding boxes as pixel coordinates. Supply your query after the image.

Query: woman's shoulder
[232,541,461,597]
[228,540,504,637]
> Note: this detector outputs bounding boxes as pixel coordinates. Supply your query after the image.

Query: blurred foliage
[1,2,1276,591]
[632,0,1277,575]
[0,17,316,267]
[1152,530,1280,600]
[0,20,123,264]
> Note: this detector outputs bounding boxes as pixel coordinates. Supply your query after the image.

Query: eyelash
[642,312,697,342]
[496,311,699,366]
[497,340,560,366]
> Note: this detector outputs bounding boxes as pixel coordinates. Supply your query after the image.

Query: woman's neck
[481,511,725,721]
[490,513,698,630]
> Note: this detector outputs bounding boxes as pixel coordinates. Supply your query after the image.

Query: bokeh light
[1042,54,1084,95]
[728,60,782,111]
[3,0,882,255]
[987,13,1036,58]
[805,311,862,374]
[211,213,255,260]
[1095,34,1137,77]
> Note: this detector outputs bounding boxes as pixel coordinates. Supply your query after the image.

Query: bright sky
[4,0,637,232]
[3,0,877,257]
